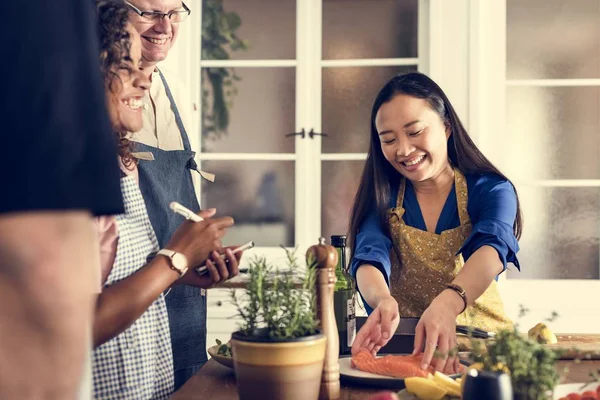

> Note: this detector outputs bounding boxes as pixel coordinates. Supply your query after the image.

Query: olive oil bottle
[331,235,356,355]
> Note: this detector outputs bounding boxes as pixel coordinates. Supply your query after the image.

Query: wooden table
[170,359,600,400]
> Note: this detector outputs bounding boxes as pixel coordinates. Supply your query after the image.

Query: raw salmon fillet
[351,349,433,378]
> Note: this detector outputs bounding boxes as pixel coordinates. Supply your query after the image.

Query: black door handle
[308,128,328,139]
[285,128,305,138]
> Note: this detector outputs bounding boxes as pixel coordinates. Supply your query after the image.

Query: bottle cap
[330,235,346,248]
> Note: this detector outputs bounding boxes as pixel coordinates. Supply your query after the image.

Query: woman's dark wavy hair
[348,72,523,258]
[96,0,136,168]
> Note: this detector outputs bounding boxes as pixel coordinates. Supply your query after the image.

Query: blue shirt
[350,173,520,312]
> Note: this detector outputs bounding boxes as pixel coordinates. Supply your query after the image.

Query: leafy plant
[431,306,600,399]
[230,247,320,340]
[215,338,232,357]
[201,0,249,142]
[467,306,561,400]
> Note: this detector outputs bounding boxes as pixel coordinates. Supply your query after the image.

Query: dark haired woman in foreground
[349,72,521,375]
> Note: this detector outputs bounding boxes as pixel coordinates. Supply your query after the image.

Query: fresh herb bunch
[469,306,561,400]
[231,247,320,340]
[215,339,232,357]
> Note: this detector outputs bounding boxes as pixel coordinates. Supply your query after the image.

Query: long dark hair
[348,72,523,258]
[96,0,136,169]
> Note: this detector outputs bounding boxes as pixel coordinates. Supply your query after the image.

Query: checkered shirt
[93,176,174,399]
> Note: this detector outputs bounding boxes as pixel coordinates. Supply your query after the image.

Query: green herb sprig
[468,306,561,400]
[215,339,232,357]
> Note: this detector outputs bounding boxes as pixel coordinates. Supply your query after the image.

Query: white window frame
[167,0,432,266]
[470,0,600,334]
[163,1,600,334]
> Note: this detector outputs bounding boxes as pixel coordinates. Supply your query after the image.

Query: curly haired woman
[92,1,241,398]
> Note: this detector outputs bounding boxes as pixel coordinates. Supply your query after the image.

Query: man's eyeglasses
[125,1,191,23]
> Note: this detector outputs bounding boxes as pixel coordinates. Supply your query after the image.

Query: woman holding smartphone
[92,1,243,398]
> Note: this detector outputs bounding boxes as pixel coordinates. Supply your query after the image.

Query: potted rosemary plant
[229,249,326,400]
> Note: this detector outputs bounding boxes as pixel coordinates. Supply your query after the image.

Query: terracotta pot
[231,330,326,400]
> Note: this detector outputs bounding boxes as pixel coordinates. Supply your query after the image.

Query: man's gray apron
[134,70,207,390]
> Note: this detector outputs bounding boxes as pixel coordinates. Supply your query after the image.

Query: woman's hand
[166,208,234,268]
[413,290,463,374]
[179,246,242,289]
[351,295,399,356]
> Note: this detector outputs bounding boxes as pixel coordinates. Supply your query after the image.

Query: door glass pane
[493,86,600,180]
[322,66,417,154]
[202,0,296,60]
[507,0,600,79]
[200,161,295,247]
[322,0,418,60]
[321,160,365,242]
[201,67,295,153]
[507,186,599,280]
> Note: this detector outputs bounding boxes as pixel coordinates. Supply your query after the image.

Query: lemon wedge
[528,322,558,344]
[405,377,447,400]
[432,371,462,397]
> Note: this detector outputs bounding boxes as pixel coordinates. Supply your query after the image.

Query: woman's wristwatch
[157,249,189,277]
[445,283,468,314]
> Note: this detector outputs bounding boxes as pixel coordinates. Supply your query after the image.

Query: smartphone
[194,241,255,276]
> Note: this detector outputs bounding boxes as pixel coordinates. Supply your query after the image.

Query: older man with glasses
[124,0,239,390]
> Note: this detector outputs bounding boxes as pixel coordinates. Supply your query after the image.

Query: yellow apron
[387,170,513,332]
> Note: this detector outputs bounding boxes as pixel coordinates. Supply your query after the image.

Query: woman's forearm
[356,246,503,316]
[441,245,504,315]
[93,257,179,347]
[356,265,392,310]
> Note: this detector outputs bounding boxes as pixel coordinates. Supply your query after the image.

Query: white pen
[195,241,255,276]
[169,201,203,222]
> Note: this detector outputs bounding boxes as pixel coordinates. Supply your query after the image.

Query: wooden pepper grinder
[307,237,340,400]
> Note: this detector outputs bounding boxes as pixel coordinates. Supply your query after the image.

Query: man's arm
[0,212,98,399]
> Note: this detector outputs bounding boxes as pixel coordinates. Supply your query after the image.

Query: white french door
[472,0,600,333]
[168,0,429,266]
[164,0,600,334]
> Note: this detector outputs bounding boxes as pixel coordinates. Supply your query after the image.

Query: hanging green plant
[201,0,249,141]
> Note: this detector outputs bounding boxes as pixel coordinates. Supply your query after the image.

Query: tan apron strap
[396,177,407,208]
[454,170,471,225]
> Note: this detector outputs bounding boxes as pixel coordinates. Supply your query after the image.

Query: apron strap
[396,178,407,208]
[394,169,471,225]
[157,68,193,152]
[454,169,471,225]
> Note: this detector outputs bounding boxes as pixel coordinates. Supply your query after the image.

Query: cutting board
[547,334,600,360]
[458,334,600,360]
[356,317,600,359]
